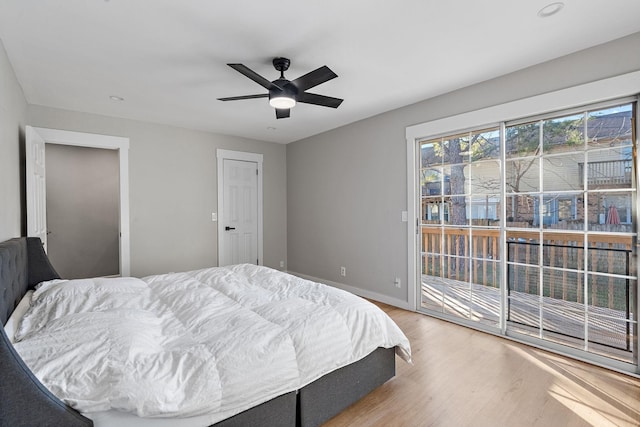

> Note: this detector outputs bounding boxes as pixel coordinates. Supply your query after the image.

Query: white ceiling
[1,1,639,144]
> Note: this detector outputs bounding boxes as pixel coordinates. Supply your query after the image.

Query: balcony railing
[421,227,635,352]
[578,159,632,186]
[506,239,633,351]
[421,227,633,311]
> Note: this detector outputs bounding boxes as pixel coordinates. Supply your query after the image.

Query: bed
[0,237,411,427]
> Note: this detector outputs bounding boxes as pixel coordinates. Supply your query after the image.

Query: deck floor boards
[421,275,633,354]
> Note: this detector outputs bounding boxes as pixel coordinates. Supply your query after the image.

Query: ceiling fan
[218,57,343,119]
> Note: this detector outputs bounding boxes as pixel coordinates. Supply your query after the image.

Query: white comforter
[13,264,411,423]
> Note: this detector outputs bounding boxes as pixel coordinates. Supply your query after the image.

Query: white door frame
[216,149,263,266]
[30,127,131,276]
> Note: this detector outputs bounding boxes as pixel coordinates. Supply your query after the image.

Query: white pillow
[3,290,33,343]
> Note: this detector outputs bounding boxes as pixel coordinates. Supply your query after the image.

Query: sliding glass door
[420,127,502,328]
[418,99,638,368]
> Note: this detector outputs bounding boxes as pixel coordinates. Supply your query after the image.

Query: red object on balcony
[606,204,620,225]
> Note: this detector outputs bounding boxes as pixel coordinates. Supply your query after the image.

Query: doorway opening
[26,126,130,276]
[46,144,119,278]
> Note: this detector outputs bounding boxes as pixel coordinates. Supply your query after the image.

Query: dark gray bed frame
[0,237,395,427]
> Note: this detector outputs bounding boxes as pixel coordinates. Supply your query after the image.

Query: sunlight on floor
[508,345,640,426]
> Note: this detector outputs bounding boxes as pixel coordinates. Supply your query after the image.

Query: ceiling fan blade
[291,66,337,92]
[297,92,343,109]
[228,64,282,91]
[218,94,268,101]
[276,108,290,119]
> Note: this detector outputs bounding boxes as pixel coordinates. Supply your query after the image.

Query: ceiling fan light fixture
[219,57,342,118]
[269,96,296,109]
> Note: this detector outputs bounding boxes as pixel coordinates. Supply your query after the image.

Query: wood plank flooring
[322,302,640,427]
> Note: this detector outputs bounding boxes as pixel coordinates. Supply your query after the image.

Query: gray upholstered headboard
[0,237,59,324]
[0,237,92,427]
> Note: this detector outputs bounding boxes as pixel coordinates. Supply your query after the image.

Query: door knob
[225,226,236,231]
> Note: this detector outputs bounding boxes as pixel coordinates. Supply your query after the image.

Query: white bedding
[4,290,32,343]
[13,264,411,425]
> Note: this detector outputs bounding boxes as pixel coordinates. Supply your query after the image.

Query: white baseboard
[287,271,412,311]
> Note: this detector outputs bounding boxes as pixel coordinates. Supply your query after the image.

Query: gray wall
[1,32,287,279]
[46,144,120,279]
[286,31,640,306]
[0,38,27,242]
[28,106,287,278]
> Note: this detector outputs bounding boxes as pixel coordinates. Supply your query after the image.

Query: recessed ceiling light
[109,95,124,101]
[267,127,277,131]
[538,2,564,18]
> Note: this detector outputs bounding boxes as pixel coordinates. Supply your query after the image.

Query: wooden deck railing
[421,227,634,310]
[578,159,632,186]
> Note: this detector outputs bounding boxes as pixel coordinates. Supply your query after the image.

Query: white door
[26,126,48,250]
[220,159,259,265]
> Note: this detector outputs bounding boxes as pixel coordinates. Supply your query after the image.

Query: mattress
[11,264,411,426]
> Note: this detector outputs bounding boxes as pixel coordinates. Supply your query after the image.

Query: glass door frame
[405,73,640,376]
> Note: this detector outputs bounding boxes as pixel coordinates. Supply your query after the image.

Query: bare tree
[421,118,585,277]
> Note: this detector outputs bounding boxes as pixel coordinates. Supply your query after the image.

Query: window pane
[506,194,538,226]
[443,163,469,195]
[442,135,472,165]
[420,140,443,167]
[587,243,632,276]
[470,128,500,161]
[541,234,584,269]
[422,281,445,312]
[506,121,540,158]
[443,196,470,226]
[587,104,634,150]
[441,230,471,258]
[586,147,633,190]
[421,197,443,224]
[471,257,500,288]
[469,195,500,225]
[543,268,582,302]
[421,229,441,268]
[420,167,445,196]
[586,313,634,361]
[469,160,500,194]
[470,286,500,327]
[587,274,633,316]
[587,191,633,231]
[542,113,585,154]
[543,153,584,192]
[508,294,540,327]
[441,255,470,282]
[507,237,540,267]
[506,158,539,193]
[541,194,585,230]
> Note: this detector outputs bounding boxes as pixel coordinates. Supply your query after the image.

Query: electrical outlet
[394,277,401,288]
[280,261,285,268]
[340,266,346,277]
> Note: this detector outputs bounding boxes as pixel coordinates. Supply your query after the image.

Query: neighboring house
[419,110,633,229]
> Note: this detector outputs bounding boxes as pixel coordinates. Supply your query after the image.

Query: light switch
[211,212,217,222]
[401,211,408,222]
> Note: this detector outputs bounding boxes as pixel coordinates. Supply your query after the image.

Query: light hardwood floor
[323,303,640,427]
